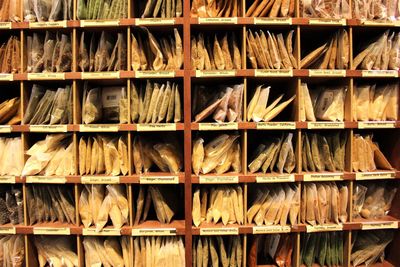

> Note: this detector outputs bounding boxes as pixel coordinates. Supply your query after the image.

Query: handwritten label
[0,176,16,184]
[82,228,121,236]
[256,174,295,183]
[361,20,395,26]
[358,121,396,129]
[81,20,120,27]
[81,72,120,79]
[140,176,179,184]
[29,21,67,28]
[135,70,175,78]
[309,69,346,77]
[137,123,176,131]
[196,70,236,77]
[0,74,13,81]
[254,17,292,25]
[132,228,177,236]
[306,224,343,232]
[198,122,238,130]
[0,22,11,29]
[308,122,344,129]
[0,227,16,234]
[255,69,293,77]
[30,125,68,132]
[199,176,239,184]
[198,17,238,24]
[0,126,12,133]
[80,124,119,132]
[361,221,398,230]
[81,176,120,184]
[28,73,65,80]
[33,227,70,235]
[135,18,175,25]
[303,173,344,181]
[355,171,396,180]
[26,176,66,184]
[256,122,296,130]
[253,225,291,234]
[200,227,239,235]
[309,18,346,25]
[361,70,398,77]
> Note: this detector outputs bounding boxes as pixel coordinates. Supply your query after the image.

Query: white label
[0,74,13,81]
[0,176,16,184]
[140,176,179,184]
[81,176,120,184]
[306,224,343,232]
[30,125,68,132]
[198,17,238,24]
[200,227,239,235]
[253,225,291,234]
[196,70,236,77]
[358,121,396,129]
[80,124,119,132]
[256,122,296,130]
[28,73,65,80]
[0,22,12,29]
[303,173,344,181]
[137,123,177,131]
[355,171,395,180]
[361,20,395,26]
[81,72,120,79]
[255,69,293,77]
[361,221,398,230]
[198,122,238,130]
[135,18,175,25]
[0,227,16,234]
[0,126,12,133]
[132,228,177,236]
[82,228,121,236]
[361,70,398,77]
[199,176,239,184]
[254,18,292,25]
[256,174,295,183]
[135,71,175,78]
[26,176,66,183]
[29,21,67,28]
[308,122,345,129]
[309,69,346,77]
[309,18,346,25]
[33,227,70,235]
[81,20,120,27]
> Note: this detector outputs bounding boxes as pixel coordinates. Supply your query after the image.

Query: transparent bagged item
[140,0,182,18]
[0,36,21,74]
[301,0,350,18]
[246,0,296,17]
[254,234,293,267]
[77,0,128,20]
[25,0,72,21]
[0,235,24,267]
[352,0,399,21]
[190,0,239,17]
[34,236,78,266]
[193,185,244,226]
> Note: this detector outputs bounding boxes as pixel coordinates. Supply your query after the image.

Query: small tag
[135,70,175,78]
[256,174,295,183]
[309,69,346,77]
[198,122,238,130]
[306,224,343,232]
[0,126,12,133]
[307,122,345,129]
[200,227,239,235]
[196,70,236,77]
[256,122,296,130]
[81,20,120,27]
[358,121,396,129]
[255,69,293,77]
[0,176,16,184]
[0,74,13,81]
[361,20,395,26]
[0,227,16,234]
[33,227,70,235]
[132,228,177,236]
[199,176,239,184]
[30,125,68,132]
[140,176,179,184]
[361,221,398,230]
[361,70,398,77]
[28,73,65,80]
[26,176,66,184]
[253,225,291,234]
[135,18,175,25]
[0,22,12,29]
[309,18,346,25]
[82,228,121,236]
[29,21,67,28]
[254,17,292,25]
[80,124,119,132]
[81,72,120,79]
[81,176,120,184]
[303,173,344,181]
[355,171,395,180]
[198,17,238,24]
[137,123,177,131]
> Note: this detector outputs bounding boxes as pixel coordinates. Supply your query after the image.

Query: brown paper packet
[230,33,241,69]
[269,0,283,17]
[213,35,225,70]
[246,34,258,69]
[260,30,274,68]
[255,31,270,68]
[301,43,327,69]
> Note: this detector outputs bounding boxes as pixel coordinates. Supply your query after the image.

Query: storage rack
[0,0,400,266]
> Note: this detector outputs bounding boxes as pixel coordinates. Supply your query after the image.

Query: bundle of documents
[34,236,78,267]
[84,236,131,267]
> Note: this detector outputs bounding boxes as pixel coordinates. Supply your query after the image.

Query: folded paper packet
[191,0,239,17]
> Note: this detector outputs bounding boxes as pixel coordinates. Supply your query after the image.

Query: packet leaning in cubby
[0,36,21,74]
[140,0,183,18]
[0,137,23,176]
[246,0,296,17]
[0,0,21,22]
[0,235,24,267]
[33,236,78,267]
[191,0,240,17]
